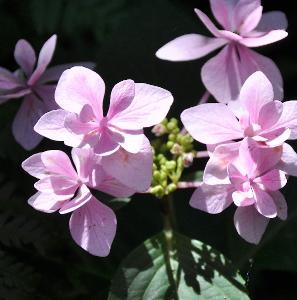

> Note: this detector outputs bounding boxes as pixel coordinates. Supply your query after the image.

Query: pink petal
[238,46,283,101]
[93,128,122,156]
[209,0,237,31]
[55,66,105,118]
[253,185,277,218]
[109,83,173,130]
[34,109,82,147]
[204,142,240,185]
[156,34,226,61]
[181,103,242,144]
[59,184,92,214]
[189,184,233,214]
[107,80,135,118]
[41,150,78,178]
[277,143,297,176]
[239,6,263,35]
[234,206,269,244]
[264,128,291,147]
[256,11,288,31]
[194,9,221,37]
[270,101,297,139]
[232,191,255,207]
[254,170,287,191]
[39,62,96,84]
[14,39,36,76]
[257,101,283,130]
[34,175,78,196]
[69,197,117,257]
[71,148,98,183]
[201,45,245,102]
[64,113,97,136]
[240,30,288,47]
[34,85,58,111]
[239,71,274,124]
[28,191,67,213]
[28,35,57,85]
[270,190,287,220]
[22,153,46,179]
[234,0,261,30]
[12,94,45,150]
[101,136,153,192]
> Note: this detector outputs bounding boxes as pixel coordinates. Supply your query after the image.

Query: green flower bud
[151,185,164,198]
[168,133,177,142]
[166,141,174,150]
[167,183,177,194]
[160,171,167,181]
[172,127,180,134]
[153,170,161,181]
[161,118,168,126]
[165,160,176,171]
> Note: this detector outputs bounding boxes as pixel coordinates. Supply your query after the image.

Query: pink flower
[190,138,288,244]
[22,148,135,256]
[35,66,173,156]
[181,72,297,148]
[0,35,94,150]
[156,0,287,102]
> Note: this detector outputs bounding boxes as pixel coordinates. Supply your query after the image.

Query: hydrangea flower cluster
[181,71,297,243]
[22,66,173,256]
[0,35,94,150]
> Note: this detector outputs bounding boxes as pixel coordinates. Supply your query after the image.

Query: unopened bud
[182,152,194,168]
[170,143,183,155]
[166,141,174,150]
[151,185,164,198]
[152,123,167,136]
[165,160,176,171]
[167,183,177,194]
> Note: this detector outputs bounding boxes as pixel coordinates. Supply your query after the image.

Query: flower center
[244,123,262,137]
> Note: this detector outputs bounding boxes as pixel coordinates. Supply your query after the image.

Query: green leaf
[108,231,250,299]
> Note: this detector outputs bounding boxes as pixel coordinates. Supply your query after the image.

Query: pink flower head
[0,35,95,150]
[22,148,135,256]
[190,138,288,244]
[34,66,173,156]
[156,0,287,102]
[181,72,297,149]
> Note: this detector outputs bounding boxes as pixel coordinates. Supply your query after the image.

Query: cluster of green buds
[150,118,195,198]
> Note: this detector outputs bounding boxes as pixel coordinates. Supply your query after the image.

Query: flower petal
[240,30,287,47]
[270,191,287,220]
[107,80,135,118]
[189,184,233,214]
[101,136,152,192]
[156,34,226,61]
[234,206,269,244]
[240,71,274,123]
[109,83,173,130]
[239,6,263,35]
[253,185,277,218]
[181,103,242,144]
[69,197,117,257]
[60,184,92,214]
[256,11,288,31]
[254,170,287,191]
[12,94,45,150]
[28,35,57,85]
[55,66,105,118]
[14,39,36,76]
[194,9,221,38]
[277,143,297,176]
[257,100,283,130]
[28,191,68,213]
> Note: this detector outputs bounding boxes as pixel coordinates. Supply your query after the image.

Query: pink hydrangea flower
[181,72,297,149]
[22,148,135,256]
[0,35,94,150]
[35,66,173,155]
[156,0,287,102]
[190,138,288,244]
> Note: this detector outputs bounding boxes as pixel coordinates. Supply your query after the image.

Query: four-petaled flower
[22,148,135,256]
[0,35,94,150]
[156,0,287,102]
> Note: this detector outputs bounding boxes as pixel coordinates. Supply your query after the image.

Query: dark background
[0,0,296,299]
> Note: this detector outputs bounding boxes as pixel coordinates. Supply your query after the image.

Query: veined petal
[181,103,242,144]
[253,185,277,218]
[12,94,45,150]
[109,83,173,130]
[270,190,287,220]
[277,143,297,177]
[156,34,226,61]
[254,170,287,191]
[28,191,68,213]
[232,191,255,207]
[239,6,263,35]
[101,136,152,192]
[55,66,105,118]
[59,184,92,214]
[14,39,36,76]
[194,9,221,38]
[234,206,269,244]
[239,71,274,124]
[234,0,261,30]
[240,30,288,47]
[107,80,135,118]
[256,11,288,31]
[189,184,233,214]
[69,197,117,257]
[258,101,283,130]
